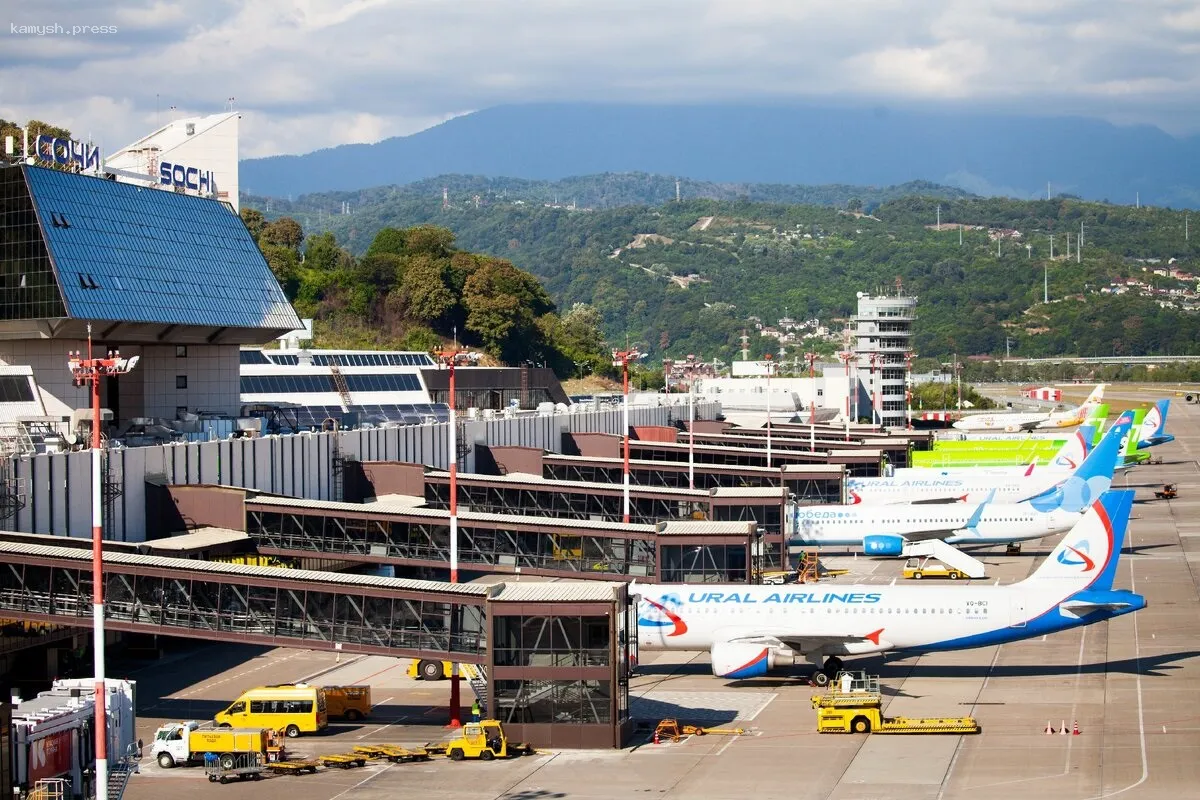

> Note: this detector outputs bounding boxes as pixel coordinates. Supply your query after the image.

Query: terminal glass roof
[18,165,301,331]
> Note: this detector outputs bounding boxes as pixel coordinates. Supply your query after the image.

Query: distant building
[852,288,917,427]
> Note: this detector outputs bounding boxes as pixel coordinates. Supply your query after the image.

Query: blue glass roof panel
[23,166,301,331]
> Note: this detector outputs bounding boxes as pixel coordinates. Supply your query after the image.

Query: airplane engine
[863,534,906,556]
[710,643,795,679]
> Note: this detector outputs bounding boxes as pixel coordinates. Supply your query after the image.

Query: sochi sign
[159,162,215,193]
[34,134,101,172]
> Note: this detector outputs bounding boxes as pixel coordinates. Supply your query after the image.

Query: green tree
[404,225,456,257]
[240,208,266,241]
[398,255,454,323]
[261,217,304,250]
[365,227,408,257]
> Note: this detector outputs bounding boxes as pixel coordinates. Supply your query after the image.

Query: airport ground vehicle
[902,557,966,581]
[322,685,371,720]
[426,720,535,760]
[152,722,284,769]
[408,659,452,680]
[1155,483,1178,500]
[811,674,979,734]
[214,684,328,737]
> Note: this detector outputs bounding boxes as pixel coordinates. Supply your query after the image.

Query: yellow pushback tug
[811,673,980,735]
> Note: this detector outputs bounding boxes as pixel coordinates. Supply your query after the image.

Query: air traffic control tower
[852,285,917,428]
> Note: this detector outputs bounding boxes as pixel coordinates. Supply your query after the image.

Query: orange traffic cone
[1073,721,1080,736]
[1044,720,1054,735]
[653,729,661,745]
[1060,719,1068,735]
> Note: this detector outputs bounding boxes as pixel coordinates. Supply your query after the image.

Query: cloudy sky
[3,0,1198,159]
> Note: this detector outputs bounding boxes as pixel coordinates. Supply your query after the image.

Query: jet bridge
[901,540,987,579]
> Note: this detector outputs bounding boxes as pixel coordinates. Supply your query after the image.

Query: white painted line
[371,696,394,709]
[326,762,392,800]
[716,733,741,756]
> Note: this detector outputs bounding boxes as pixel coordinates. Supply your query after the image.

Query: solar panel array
[280,403,450,429]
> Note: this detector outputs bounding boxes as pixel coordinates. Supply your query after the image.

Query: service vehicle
[214,684,328,737]
[152,721,284,769]
[810,674,979,734]
[322,685,371,720]
[408,659,452,680]
[425,720,535,760]
[902,557,967,581]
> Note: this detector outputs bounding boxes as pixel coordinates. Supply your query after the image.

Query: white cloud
[2,0,1199,158]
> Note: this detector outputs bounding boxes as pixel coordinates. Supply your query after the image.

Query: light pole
[434,348,472,728]
[612,348,643,523]
[837,350,855,441]
[804,351,819,425]
[688,380,696,491]
[68,324,139,800]
[764,354,774,468]
[869,352,880,425]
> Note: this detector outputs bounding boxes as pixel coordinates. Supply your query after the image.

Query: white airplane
[845,417,1129,507]
[892,426,1093,480]
[636,489,1141,685]
[789,494,1082,555]
[952,384,1106,432]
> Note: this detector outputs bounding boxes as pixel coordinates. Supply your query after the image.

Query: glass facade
[19,165,301,330]
[493,615,611,668]
[492,679,612,724]
[0,376,35,402]
[659,543,748,583]
[0,167,67,320]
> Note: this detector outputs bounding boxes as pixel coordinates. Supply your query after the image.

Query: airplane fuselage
[635,582,1141,654]
[791,504,1077,546]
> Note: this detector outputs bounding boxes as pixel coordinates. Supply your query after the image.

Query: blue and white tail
[1049,427,1091,469]
[1027,417,1130,511]
[1137,399,1173,448]
[1025,489,1134,589]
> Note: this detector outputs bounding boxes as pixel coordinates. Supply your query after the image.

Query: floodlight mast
[432,348,474,729]
[67,323,137,800]
[612,348,644,523]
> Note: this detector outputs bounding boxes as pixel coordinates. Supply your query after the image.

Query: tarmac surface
[122,386,1200,800]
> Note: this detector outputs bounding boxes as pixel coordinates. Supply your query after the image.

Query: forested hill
[244,173,974,215]
[250,188,1200,364]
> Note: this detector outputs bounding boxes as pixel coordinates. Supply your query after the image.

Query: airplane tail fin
[1086,404,1109,446]
[1050,427,1090,469]
[1079,384,1106,412]
[1025,489,1133,589]
[1138,399,1171,446]
[1027,416,1130,512]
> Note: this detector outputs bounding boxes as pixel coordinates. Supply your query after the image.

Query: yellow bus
[214,684,328,738]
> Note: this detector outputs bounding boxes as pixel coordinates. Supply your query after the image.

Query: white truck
[151,721,279,769]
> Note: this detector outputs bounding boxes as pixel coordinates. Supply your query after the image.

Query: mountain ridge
[240,103,1200,207]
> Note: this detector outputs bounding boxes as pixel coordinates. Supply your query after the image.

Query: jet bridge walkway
[0,540,488,661]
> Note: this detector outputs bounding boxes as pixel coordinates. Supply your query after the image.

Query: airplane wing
[723,630,891,654]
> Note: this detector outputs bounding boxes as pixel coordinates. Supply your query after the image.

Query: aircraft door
[1009,594,1027,628]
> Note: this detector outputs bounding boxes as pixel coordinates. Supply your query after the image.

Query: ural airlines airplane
[637,489,1142,685]
[952,384,1106,432]
[844,417,1129,506]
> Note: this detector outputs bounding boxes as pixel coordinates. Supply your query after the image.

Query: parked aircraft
[844,417,1130,506]
[636,489,1141,685]
[893,426,1093,479]
[1137,399,1174,448]
[952,384,1105,432]
[788,494,1081,555]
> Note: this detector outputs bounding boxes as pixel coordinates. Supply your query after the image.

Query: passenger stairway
[458,663,489,709]
[901,539,986,579]
[107,745,141,800]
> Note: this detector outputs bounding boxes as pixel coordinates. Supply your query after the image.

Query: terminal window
[176,375,188,389]
[176,345,188,357]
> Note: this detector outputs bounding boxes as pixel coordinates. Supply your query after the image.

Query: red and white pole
[439,351,463,728]
[88,328,108,800]
[622,359,631,523]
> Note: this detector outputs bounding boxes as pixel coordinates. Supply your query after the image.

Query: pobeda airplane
[636,489,1142,686]
[952,383,1106,432]
[844,417,1130,506]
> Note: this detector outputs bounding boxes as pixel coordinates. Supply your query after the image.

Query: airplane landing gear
[808,657,844,687]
